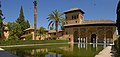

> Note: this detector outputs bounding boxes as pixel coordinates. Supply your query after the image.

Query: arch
[73,31,79,42]
[106,30,113,38]
[97,30,104,43]
[106,30,113,43]
[91,34,96,43]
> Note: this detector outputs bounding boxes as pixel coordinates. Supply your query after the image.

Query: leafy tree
[7,22,22,40]
[0,1,5,38]
[60,18,65,30]
[25,34,32,40]
[25,20,30,29]
[117,0,120,35]
[16,6,30,35]
[47,10,64,38]
[33,0,37,40]
[50,26,54,30]
[37,27,46,39]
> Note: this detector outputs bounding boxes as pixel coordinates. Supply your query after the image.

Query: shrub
[8,35,18,41]
[25,34,32,40]
[114,35,120,55]
[48,36,57,40]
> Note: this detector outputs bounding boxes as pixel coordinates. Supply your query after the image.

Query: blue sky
[1,0,119,29]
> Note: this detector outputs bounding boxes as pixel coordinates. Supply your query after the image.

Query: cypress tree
[16,6,30,36]
[0,1,5,38]
[117,0,120,35]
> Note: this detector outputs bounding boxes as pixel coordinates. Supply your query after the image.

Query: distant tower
[64,8,85,25]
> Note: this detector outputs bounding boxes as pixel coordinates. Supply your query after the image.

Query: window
[54,33,56,35]
[66,22,68,24]
[62,33,64,36]
[71,15,73,19]
[72,15,78,19]
[76,21,77,23]
[77,15,79,18]
[66,32,68,34]
[66,16,67,19]
[74,15,76,19]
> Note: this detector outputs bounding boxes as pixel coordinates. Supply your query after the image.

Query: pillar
[104,34,106,44]
[96,35,98,44]
[86,37,87,43]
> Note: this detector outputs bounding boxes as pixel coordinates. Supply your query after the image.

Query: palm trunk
[56,21,58,39]
[34,0,37,40]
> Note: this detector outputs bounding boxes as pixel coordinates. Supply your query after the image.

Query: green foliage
[47,10,64,38]
[33,0,37,6]
[50,26,54,30]
[16,6,30,32]
[15,6,30,39]
[48,36,57,40]
[117,1,120,35]
[37,27,46,39]
[114,35,120,56]
[0,1,5,38]
[7,22,22,40]
[25,34,32,40]
[0,40,68,46]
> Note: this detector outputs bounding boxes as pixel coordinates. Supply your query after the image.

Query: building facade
[2,8,117,44]
[63,8,116,43]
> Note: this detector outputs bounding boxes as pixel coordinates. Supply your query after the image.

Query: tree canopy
[37,27,46,39]
[7,22,22,40]
[0,1,5,38]
[7,6,30,40]
[16,6,30,35]
[47,10,64,38]
[117,0,120,35]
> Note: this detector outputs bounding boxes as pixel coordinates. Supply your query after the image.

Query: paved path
[0,48,18,57]
[95,46,116,57]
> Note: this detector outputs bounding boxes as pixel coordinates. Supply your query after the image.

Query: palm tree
[33,0,37,40]
[37,27,46,40]
[47,10,64,38]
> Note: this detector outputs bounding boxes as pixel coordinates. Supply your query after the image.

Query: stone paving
[95,46,117,57]
[0,48,18,57]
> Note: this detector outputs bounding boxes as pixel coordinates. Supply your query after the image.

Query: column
[96,35,98,44]
[84,38,85,43]
[104,34,106,44]
[104,33,107,48]
[86,37,87,43]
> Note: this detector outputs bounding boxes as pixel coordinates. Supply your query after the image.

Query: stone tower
[64,8,85,25]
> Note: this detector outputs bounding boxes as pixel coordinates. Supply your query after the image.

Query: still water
[3,44,104,57]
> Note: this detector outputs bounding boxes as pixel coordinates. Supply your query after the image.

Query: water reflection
[4,44,104,57]
[46,52,62,57]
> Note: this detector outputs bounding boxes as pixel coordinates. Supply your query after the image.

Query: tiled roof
[64,20,115,26]
[24,27,34,31]
[64,8,85,14]
[83,20,115,24]
[65,8,80,12]
[48,30,63,33]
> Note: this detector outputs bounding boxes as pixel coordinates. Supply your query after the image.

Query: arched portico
[73,31,79,42]
[91,34,96,43]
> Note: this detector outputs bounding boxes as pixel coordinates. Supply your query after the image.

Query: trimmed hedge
[0,40,68,46]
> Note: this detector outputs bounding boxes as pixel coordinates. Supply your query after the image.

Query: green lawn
[0,40,68,46]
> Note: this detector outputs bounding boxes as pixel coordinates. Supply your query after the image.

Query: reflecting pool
[3,44,105,57]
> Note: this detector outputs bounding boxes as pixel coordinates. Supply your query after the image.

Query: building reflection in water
[78,43,98,51]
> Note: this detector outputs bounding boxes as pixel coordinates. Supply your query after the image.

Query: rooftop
[64,20,116,27]
[64,8,85,14]
[48,30,63,33]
